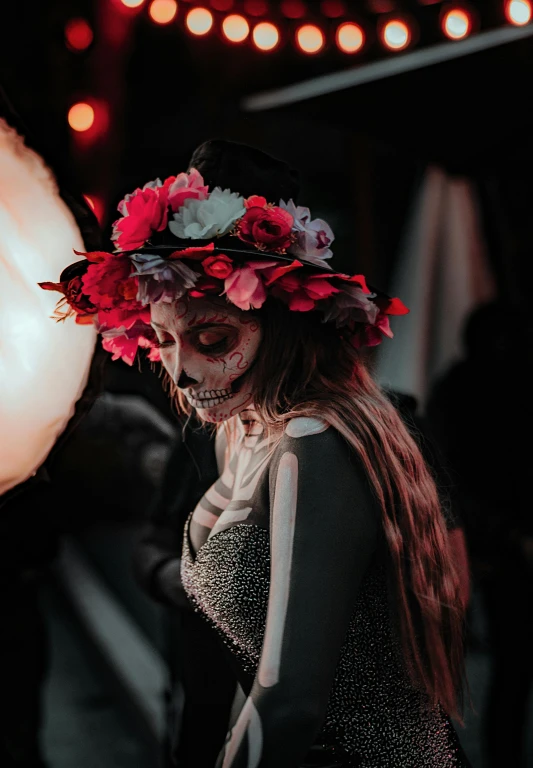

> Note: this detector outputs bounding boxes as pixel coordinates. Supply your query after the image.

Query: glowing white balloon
[0,118,97,494]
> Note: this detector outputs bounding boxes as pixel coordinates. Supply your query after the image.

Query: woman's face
[150,296,262,423]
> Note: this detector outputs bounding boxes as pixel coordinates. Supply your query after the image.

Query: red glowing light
[296,24,325,54]
[252,22,279,51]
[83,195,105,223]
[244,0,268,16]
[506,0,532,25]
[65,18,94,52]
[211,0,233,10]
[68,103,95,132]
[442,8,472,39]
[186,7,213,35]
[336,22,364,53]
[149,0,178,24]
[222,14,250,42]
[281,0,307,18]
[320,0,346,17]
[381,19,411,50]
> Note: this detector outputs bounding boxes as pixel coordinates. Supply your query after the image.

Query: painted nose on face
[177,370,197,389]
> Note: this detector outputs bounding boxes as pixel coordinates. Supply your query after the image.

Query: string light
[336,22,364,53]
[148,0,178,25]
[222,14,250,42]
[281,0,307,18]
[65,19,93,52]
[442,7,472,39]
[186,7,214,35]
[68,103,95,132]
[296,24,325,54]
[505,0,532,25]
[320,0,346,17]
[211,0,233,9]
[244,0,268,15]
[119,0,145,7]
[252,21,280,51]
[381,19,411,50]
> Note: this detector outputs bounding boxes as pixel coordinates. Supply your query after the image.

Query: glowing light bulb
[120,0,145,8]
[68,103,95,132]
[186,7,214,35]
[148,0,178,25]
[222,14,250,43]
[506,0,532,25]
[252,22,279,51]
[65,18,94,52]
[336,22,364,53]
[296,24,325,54]
[442,8,471,39]
[382,19,410,50]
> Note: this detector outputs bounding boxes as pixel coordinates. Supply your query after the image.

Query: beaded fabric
[181,516,470,767]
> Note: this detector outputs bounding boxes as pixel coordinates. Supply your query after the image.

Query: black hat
[188,138,300,205]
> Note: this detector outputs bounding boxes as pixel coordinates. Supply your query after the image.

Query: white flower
[280,198,334,270]
[168,187,245,240]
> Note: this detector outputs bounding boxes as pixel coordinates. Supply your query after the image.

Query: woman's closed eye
[196,329,232,353]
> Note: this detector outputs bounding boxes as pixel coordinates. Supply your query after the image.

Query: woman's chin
[194,391,253,423]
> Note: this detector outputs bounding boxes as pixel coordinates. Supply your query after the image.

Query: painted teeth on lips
[193,388,233,400]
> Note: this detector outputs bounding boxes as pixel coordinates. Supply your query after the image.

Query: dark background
[1,3,533,766]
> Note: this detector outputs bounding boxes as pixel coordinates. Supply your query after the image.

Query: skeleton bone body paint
[181,414,469,768]
[150,297,262,424]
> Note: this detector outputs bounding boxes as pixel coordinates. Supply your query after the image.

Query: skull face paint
[150,296,262,423]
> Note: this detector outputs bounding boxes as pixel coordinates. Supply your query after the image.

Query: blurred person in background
[133,419,237,768]
[42,138,472,767]
[426,300,533,768]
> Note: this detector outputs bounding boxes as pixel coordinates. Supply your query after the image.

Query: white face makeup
[151,297,262,424]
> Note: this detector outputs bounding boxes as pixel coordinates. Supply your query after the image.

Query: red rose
[202,254,233,279]
[82,253,142,312]
[236,205,294,253]
[39,276,97,318]
[244,195,268,209]
[112,186,169,251]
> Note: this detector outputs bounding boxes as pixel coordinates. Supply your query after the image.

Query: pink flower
[351,295,409,348]
[82,253,141,311]
[112,186,169,251]
[224,260,278,310]
[169,243,216,261]
[98,313,152,366]
[202,254,233,279]
[163,168,209,213]
[270,272,339,312]
[236,206,294,253]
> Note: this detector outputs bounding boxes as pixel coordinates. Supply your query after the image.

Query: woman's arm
[215,418,379,768]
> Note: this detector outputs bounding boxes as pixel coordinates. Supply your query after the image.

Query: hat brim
[60,240,387,298]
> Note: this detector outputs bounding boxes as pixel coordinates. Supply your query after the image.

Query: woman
[41,139,471,767]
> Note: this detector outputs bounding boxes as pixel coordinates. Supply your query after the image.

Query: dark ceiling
[1,0,531,295]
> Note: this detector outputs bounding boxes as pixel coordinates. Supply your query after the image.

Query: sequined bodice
[181,517,468,767]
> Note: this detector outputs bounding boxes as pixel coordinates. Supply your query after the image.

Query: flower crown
[39,168,408,366]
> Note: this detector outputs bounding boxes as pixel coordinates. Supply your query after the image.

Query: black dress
[181,418,472,767]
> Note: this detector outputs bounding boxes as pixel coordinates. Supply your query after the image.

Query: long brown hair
[165,298,466,719]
